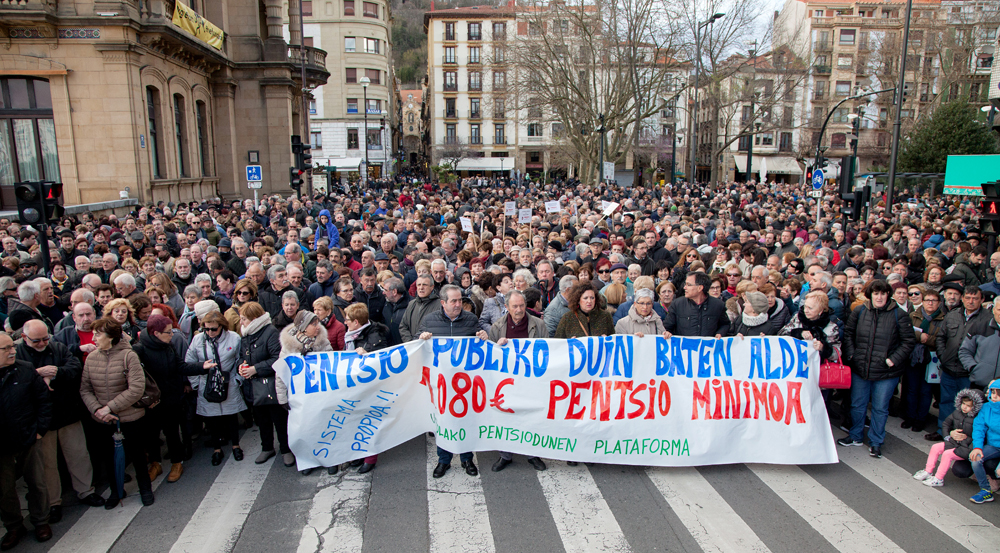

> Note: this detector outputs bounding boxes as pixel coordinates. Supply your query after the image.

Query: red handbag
[819,362,851,389]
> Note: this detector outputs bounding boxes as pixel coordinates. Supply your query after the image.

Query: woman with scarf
[225,280,258,335]
[902,288,944,432]
[730,292,777,337]
[312,296,347,350]
[342,303,390,474]
[273,291,300,331]
[237,302,292,467]
[185,311,246,466]
[313,209,341,250]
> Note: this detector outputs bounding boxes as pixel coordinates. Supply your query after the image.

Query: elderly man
[399,275,440,343]
[97,253,118,284]
[54,289,95,334]
[8,280,53,333]
[419,285,487,478]
[114,273,139,299]
[543,275,578,337]
[0,331,52,547]
[172,257,195,291]
[18,321,104,523]
[486,290,547,473]
[354,268,386,324]
[226,238,250,277]
[53,302,98,362]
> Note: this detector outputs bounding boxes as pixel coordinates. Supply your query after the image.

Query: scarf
[294,331,318,354]
[345,322,370,350]
[742,311,767,327]
[241,313,271,336]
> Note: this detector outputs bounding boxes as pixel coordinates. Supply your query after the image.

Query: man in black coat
[18,321,105,522]
[259,265,305,319]
[354,268,387,324]
[663,272,731,338]
[418,285,489,479]
[381,278,410,346]
[0,331,53,547]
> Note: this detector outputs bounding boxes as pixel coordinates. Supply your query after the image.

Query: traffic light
[14,181,44,226]
[806,166,813,181]
[289,166,304,193]
[298,143,312,172]
[42,181,64,222]
[841,191,862,221]
[980,181,1000,223]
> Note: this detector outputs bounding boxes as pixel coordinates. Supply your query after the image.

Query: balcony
[443,109,458,119]
[814,91,826,100]
[444,31,456,41]
[443,56,457,65]
[494,138,507,145]
[471,136,482,144]
[444,136,458,145]
[813,41,833,53]
[443,82,458,92]
[288,45,331,87]
[814,65,832,75]
[494,112,506,120]
[470,111,481,120]
[0,0,54,25]
[469,33,482,42]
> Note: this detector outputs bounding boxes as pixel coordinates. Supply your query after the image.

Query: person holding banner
[663,272,730,339]
[418,285,488,478]
[554,282,615,340]
[485,290,548,473]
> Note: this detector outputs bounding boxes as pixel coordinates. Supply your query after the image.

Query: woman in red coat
[312,296,346,350]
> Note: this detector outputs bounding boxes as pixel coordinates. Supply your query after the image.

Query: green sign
[943,154,1000,196]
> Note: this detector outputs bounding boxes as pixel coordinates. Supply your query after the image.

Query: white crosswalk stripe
[883,420,934,454]
[31,424,1000,553]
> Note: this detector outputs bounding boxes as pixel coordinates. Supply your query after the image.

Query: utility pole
[745,41,758,183]
[690,12,725,184]
[297,0,312,198]
[885,0,914,217]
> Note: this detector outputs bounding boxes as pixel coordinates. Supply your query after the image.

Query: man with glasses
[18,320,104,524]
[663,272,730,339]
[722,267,743,300]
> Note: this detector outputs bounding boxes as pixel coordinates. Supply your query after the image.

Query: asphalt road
[11,417,1000,553]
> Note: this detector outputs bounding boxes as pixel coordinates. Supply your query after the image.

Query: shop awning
[732,156,802,174]
[454,157,511,171]
[319,158,364,171]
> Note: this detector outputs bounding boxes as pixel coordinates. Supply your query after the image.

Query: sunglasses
[26,336,50,344]
[203,326,221,332]
[598,269,610,274]
[236,290,251,296]
[727,274,741,278]
[908,292,921,297]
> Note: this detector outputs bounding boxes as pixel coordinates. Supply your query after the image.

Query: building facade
[0,0,328,209]
[399,88,424,167]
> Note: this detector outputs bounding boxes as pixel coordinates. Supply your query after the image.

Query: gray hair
[439,284,462,299]
[513,268,536,287]
[266,264,286,281]
[0,276,16,294]
[813,271,833,289]
[194,273,212,285]
[17,280,40,302]
[506,289,526,306]
[282,290,299,303]
[383,277,406,295]
[430,258,447,270]
[559,274,578,292]
[114,273,136,288]
[70,288,95,304]
[183,284,201,298]
[635,288,655,301]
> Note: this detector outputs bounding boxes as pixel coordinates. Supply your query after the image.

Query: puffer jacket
[185,329,246,417]
[971,380,1000,451]
[615,305,666,336]
[399,291,441,342]
[958,319,1000,387]
[779,309,841,362]
[843,301,917,381]
[132,329,203,406]
[80,340,145,423]
[16,340,83,430]
[728,314,779,338]
[937,307,992,378]
[0,359,52,454]
[240,314,282,379]
[488,313,547,341]
[768,297,792,331]
[418,308,481,338]
[941,388,985,458]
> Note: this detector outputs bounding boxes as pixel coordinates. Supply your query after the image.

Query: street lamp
[743,41,759,183]
[690,11,725,184]
[360,75,371,185]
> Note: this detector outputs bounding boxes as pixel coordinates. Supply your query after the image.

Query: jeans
[437,446,472,465]
[903,363,934,425]
[849,374,899,447]
[972,445,1000,491]
[0,443,48,531]
[938,372,970,432]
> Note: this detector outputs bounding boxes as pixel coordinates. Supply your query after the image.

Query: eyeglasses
[727,273,741,278]
[236,290,251,297]
[909,292,922,297]
[203,326,221,333]
[26,336,50,344]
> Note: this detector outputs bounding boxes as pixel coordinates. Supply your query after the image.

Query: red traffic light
[980,199,1000,217]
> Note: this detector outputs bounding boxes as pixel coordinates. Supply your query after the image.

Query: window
[302,1,312,16]
[835,81,851,96]
[469,71,482,91]
[737,136,750,151]
[831,133,846,148]
[527,123,543,137]
[782,107,794,127]
[345,37,356,52]
[146,86,163,179]
[173,94,188,177]
[362,1,377,18]
[366,99,381,114]
[445,22,455,41]
[529,22,541,36]
[344,0,354,15]
[494,98,505,119]
[445,124,457,144]
[444,71,457,91]
[196,100,210,177]
[838,55,852,67]
[814,80,826,99]
[366,38,380,54]
[346,68,357,83]
[469,22,481,41]
[493,22,506,40]
[365,69,380,84]
[347,128,359,149]
[784,82,795,101]
[493,71,506,90]
[407,113,414,124]
[977,54,994,69]
[552,123,564,137]
[812,106,824,125]
[444,47,456,64]
[347,98,358,114]
[556,19,569,33]
[901,109,913,119]
[528,102,542,119]
[877,133,887,147]
[493,46,505,63]
[367,128,381,149]
[759,132,773,146]
[833,107,849,123]
[469,47,480,64]
[309,99,317,114]
[859,31,869,50]
[471,124,481,144]
[741,105,753,122]
[779,132,793,152]
[445,98,456,118]
[469,99,481,119]
[813,9,823,17]
[840,29,856,45]
[311,131,322,150]
[494,124,505,144]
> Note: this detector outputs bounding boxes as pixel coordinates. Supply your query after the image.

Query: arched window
[0,77,59,187]
[146,86,164,179]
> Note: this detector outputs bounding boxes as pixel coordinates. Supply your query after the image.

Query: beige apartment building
[0,0,328,210]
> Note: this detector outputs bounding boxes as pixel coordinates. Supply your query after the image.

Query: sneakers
[912,470,931,481]
[167,462,184,483]
[836,437,864,447]
[147,461,163,482]
[869,446,882,458]
[970,489,995,504]
[922,477,944,487]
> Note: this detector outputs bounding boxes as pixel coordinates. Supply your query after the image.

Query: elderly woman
[555,282,615,338]
[225,280,258,334]
[185,312,246,466]
[79,319,154,508]
[512,269,536,292]
[103,298,138,343]
[237,302,292,467]
[273,291,300,331]
[332,279,356,323]
[780,291,841,361]
[343,303,390,474]
[615,288,665,337]
[730,292,777,337]
[312,296,346,350]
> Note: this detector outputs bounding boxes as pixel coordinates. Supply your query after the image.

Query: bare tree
[433,138,475,183]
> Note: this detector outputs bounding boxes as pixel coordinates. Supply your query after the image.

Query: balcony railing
[470,111,481,120]
[814,65,832,75]
[443,109,458,119]
[814,91,826,100]
[494,138,507,145]
[288,45,331,86]
[443,56,457,65]
[813,41,833,52]
[471,136,482,144]
[443,82,458,92]
[445,136,458,145]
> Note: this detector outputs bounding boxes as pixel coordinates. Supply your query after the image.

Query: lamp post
[360,75,371,185]
[690,12,725,185]
[885,0,914,217]
[744,41,758,183]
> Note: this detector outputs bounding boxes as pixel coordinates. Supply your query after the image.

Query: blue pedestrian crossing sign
[812,169,824,190]
[246,165,262,182]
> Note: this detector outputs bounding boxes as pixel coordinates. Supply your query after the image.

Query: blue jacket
[972,381,1000,450]
[314,209,341,249]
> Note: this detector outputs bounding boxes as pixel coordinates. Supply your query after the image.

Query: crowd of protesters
[3,174,1000,548]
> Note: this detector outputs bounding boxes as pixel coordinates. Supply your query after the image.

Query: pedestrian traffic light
[980,181,1000,221]
[841,191,862,222]
[290,166,304,192]
[806,166,813,181]
[42,181,64,223]
[14,181,43,226]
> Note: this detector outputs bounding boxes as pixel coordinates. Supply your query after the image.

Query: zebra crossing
[14,422,1000,553]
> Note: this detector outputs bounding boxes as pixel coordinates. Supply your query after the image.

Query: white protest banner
[518,208,532,224]
[275,336,838,470]
[603,201,620,216]
[544,200,561,213]
[460,217,473,232]
[504,201,517,216]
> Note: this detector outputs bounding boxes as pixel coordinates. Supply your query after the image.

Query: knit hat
[194,300,220,319]
[147,314,172,335]
[745,292,769,316]
[292,310,318,332]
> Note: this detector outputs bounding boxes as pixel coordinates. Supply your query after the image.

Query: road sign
[809,190,822,198]
[246,165,263,182]
[811,169,824,190]
[603,162,615,182]
[247,181,262,189]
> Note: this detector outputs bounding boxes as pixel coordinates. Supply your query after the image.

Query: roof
[794,0,940,4]
[424,5,516,25]
[400,89,423,104]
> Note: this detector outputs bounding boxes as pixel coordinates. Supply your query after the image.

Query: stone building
[399,88,424,168]
[0,0,328,210]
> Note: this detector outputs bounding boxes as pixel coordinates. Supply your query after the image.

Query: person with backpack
[184,311,246,467]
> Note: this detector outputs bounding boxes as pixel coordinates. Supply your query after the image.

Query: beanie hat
[292,310,318,332]
[194,300,220,319]
[745,292,769,316]
[146,314,172,335]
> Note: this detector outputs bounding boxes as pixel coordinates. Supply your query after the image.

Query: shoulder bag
[127,350,161,409]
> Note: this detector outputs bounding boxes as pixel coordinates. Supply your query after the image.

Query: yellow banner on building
[171,1,224,50]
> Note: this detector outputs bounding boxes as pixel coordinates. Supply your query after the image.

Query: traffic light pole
[38,223,51,276]
[885,0,914,218]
